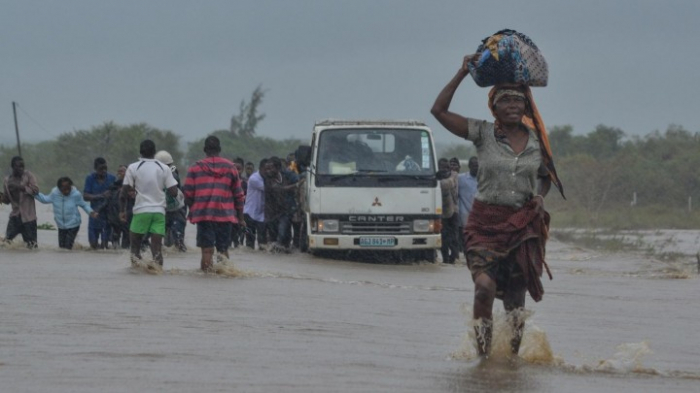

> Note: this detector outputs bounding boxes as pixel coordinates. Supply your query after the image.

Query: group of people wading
[1,136,303,272]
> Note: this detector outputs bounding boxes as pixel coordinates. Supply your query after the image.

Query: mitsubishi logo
[372,197,382,206]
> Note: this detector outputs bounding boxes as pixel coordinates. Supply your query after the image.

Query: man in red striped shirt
[183,136,246,271]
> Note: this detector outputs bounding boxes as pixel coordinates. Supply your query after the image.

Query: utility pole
[12,101,22,157]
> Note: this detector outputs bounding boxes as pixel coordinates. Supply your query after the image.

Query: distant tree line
[436,123,700,228]
[0,87,304,193]
[546,124,700,227]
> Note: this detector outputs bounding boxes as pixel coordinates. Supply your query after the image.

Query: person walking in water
[120,140,179,267]
[83,157,116,249]
[431,54,563,357]
[35,176,98,249]
[1,156,40,248]
[457,156,479,258]
[183,136,245,271]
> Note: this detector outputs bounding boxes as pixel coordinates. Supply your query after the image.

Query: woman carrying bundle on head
[430,49,564,357]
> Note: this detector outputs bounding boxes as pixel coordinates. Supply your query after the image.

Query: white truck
[296,119,442,262]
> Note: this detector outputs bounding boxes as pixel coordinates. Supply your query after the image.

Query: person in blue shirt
[83,157,116,249]
[457,156,479,257]
[36,177,98,249]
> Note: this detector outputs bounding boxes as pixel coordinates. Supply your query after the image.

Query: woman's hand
[460,53,478,75]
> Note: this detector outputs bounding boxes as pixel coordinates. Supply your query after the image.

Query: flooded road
[1,208,699,392]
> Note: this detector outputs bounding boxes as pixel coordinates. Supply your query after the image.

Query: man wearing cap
[155,150,187,252]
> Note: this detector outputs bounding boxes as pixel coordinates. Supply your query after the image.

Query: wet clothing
[58,227,80,249]
[264,169,299,246]
[164,168,187,251]
[183,157,245,224]
[463,113,554,301]
[457,172,478,227]
[35,186,93,230]
[3,170,39,247]
[123,159,177,215]
[464,199,551,302]
[84,172,116,247]
[5,216,37,247]
[84,172,116,208]
[264,170,299,223]
[487,85,565,198]
[196,221,231,252]
[465,118,547,208]
[439,171,458,218]
[3,170,39,223]
[243,171,265,223]
[105,179,130,249]
[244,213,267,249]
[243,171,266,249]
[130,212,166,236]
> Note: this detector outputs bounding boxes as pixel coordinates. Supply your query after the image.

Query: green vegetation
[1,122,182,192]
[0,87,304,192]
[37,222,56,231]
[439,123,700,230]
[545,124,700,230]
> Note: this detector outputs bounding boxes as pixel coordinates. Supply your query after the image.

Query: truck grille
[341,221,412,234]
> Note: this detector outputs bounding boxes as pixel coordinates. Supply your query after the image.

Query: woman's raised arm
[430,55,477,139]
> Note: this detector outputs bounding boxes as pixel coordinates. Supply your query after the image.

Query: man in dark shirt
[264,156,299,252]
[84,157,116,249]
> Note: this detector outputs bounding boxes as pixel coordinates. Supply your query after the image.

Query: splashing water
[451,306,557,364]
[129,259,163,275]
[592,341,653,374]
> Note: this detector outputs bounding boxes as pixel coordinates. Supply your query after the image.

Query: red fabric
[183,157,245,224]
[464,199,551,302]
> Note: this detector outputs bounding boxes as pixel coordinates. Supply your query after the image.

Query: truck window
[315,129,436,182]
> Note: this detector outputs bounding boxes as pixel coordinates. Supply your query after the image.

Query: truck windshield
[314,128,436,187]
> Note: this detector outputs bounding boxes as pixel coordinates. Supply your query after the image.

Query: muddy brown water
[1,207,698,392]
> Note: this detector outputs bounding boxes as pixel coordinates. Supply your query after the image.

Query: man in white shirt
[120,140,178,267]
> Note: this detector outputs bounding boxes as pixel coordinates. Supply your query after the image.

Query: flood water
[1,207,699,392]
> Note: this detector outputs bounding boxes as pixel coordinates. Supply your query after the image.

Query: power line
[15,103,59,139]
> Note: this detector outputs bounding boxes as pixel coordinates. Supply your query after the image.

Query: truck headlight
[413,219,431,233]
[319,219,339,233]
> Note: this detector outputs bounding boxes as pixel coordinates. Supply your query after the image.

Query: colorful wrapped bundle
[467,29,548,87]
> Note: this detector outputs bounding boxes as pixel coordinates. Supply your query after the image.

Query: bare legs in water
[473,272,526,357]
[130,232,164,266]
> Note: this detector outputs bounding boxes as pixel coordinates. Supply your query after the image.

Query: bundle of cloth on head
[488,85,565,199]
[468,29,548,88]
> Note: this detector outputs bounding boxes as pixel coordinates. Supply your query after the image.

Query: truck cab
[297,120,442,262]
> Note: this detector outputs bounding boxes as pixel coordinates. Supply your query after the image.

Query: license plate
[359,237,396,247]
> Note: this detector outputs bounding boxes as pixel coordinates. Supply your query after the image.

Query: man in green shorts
[120,140,179,266]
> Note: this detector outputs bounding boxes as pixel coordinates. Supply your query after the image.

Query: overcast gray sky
[2,0,698,147]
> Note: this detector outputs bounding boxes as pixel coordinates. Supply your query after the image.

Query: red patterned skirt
[464,199,552,302]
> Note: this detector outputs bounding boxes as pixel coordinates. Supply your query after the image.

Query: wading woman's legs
[473,273,497,356]
[503,289,527,355]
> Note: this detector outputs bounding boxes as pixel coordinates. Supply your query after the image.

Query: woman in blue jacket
[35,177,98,249]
